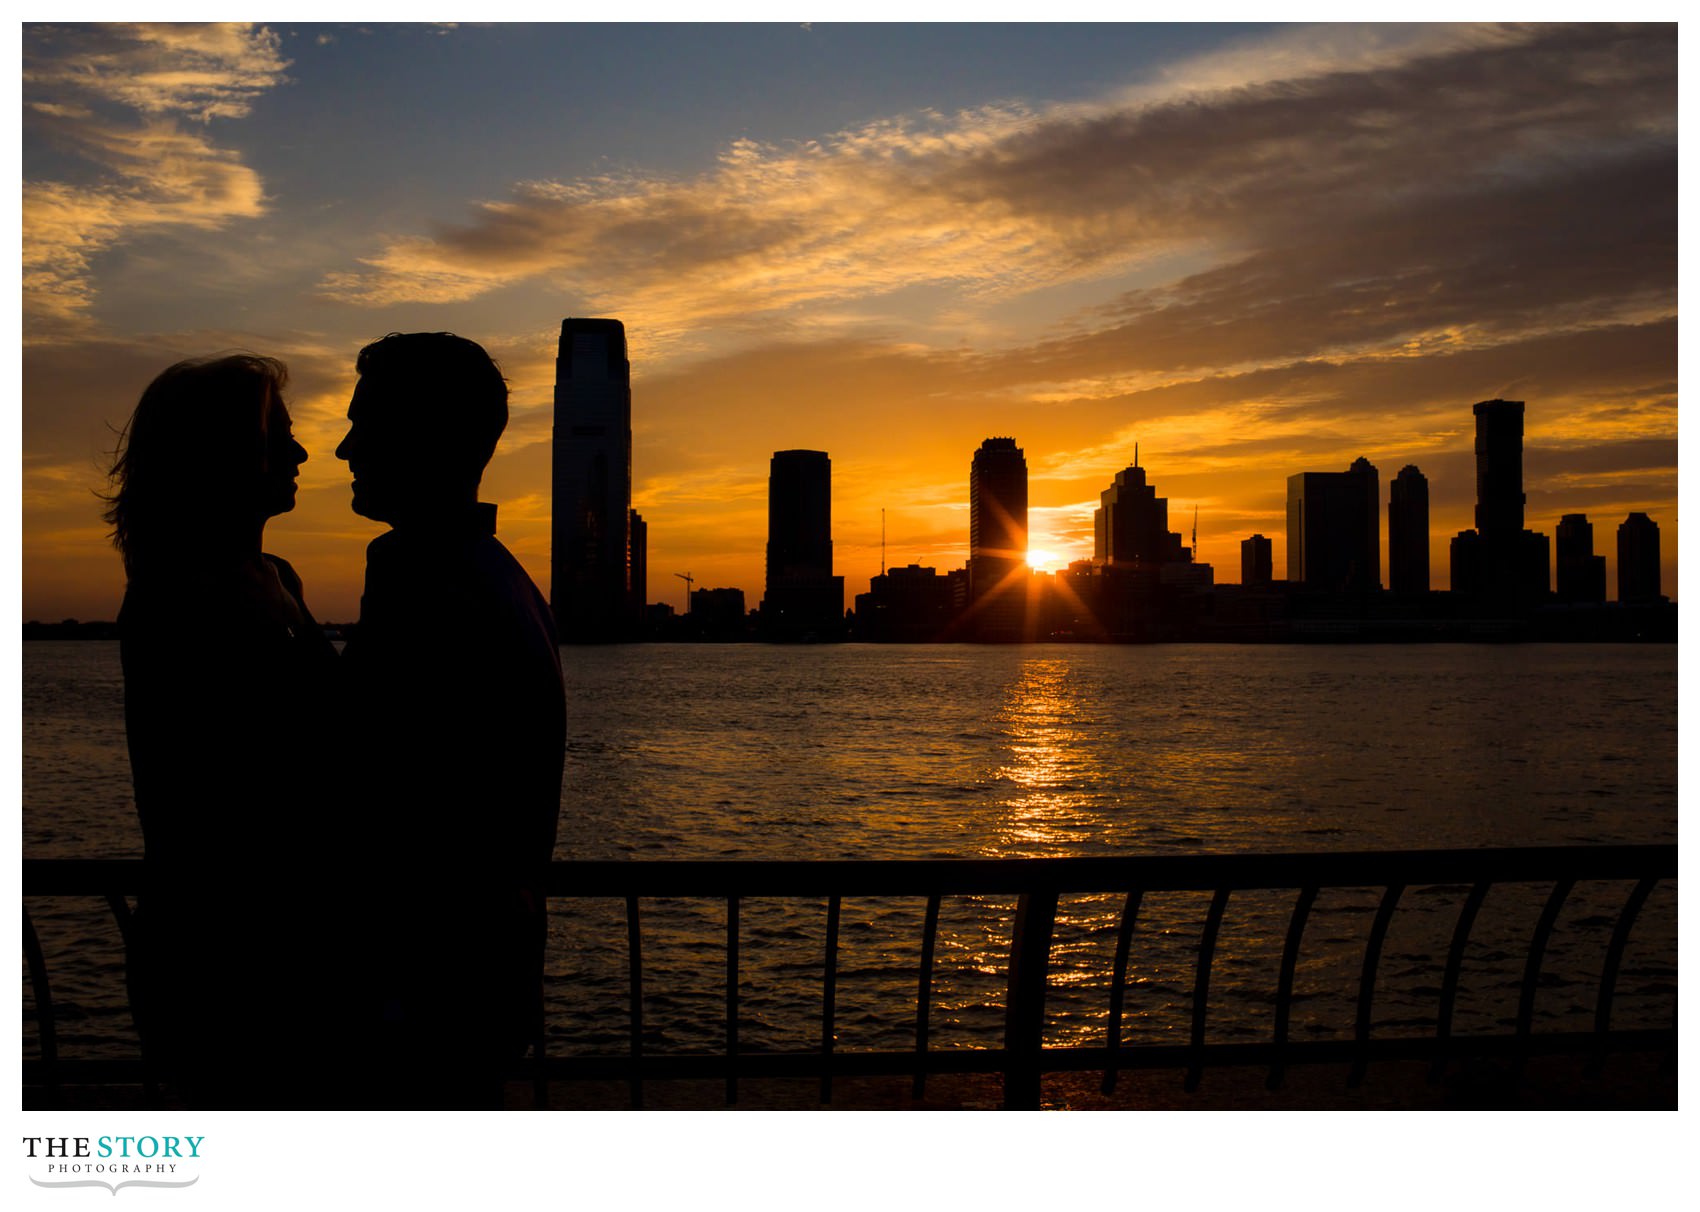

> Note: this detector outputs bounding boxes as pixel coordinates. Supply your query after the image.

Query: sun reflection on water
[987,657,1111,856]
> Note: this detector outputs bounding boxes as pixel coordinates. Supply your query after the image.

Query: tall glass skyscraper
[969,437,1028,639]
[552,317,632,642]
[761,449,843,639]
[1388,464,1429,598]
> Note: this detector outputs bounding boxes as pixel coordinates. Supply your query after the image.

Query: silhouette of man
[336,332,565,1107]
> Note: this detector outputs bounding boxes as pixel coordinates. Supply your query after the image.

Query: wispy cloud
[319,22,1673,379]
[22,23,289,338]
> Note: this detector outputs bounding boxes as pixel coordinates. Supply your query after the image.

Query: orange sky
[21,23,1678,622]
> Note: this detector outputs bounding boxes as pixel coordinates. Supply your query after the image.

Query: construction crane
[674,571,694,612]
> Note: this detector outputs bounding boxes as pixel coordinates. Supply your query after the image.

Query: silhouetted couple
[106,334,566,1109]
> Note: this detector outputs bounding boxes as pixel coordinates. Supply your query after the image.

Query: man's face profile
[336,377,415,522]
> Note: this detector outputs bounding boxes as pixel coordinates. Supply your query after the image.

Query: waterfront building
[690,587,747,639]
[1474,399,1526,540]
[1388,465,1429,599]
[1456,400,1549,611]
[1094,462,1190,567]
[969,438,1028,639]
[760,450,845,639]
[853,564,957,641]
[1617,512,1663,603]
[1094,462,1190,571]
[1555,514,1606,605]
[552,317,633,641]
[1241,533,1273,586]
[1286,457,1379,592]
[629,509,648,615]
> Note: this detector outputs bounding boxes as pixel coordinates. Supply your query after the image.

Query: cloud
[319,23,1674,378]
[23,22,290,122]
[22,23,289,338]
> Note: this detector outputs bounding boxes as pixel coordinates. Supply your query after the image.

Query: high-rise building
[760,449,844,638]
[1388,465,1429,599]
[629,509,648,614]
[552,318,632,641]
[1617,512,1662,603]
[1286,457,1379,592]
[1555,513,1606,604]
[1094,463,1189,566]
[1473,399,1526,541]
[1455,399,1549,610]
[1241,533,1273,586]
[969,438,1028,639]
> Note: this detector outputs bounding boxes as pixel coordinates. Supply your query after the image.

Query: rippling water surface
[23,641,1678,1063]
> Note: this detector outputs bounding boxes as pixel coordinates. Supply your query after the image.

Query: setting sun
[1026,548,1061,572]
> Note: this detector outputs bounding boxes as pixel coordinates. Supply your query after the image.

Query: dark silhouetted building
[553,318,633,641]
[760,450,844,639]
[1617,512,1662,603]
[1555,513,1606,605]
[1450,529,1484,596]
[1095,462,1189,567]
[1286,457,1379,593]
[1241,533,1273,586]
[1452,400,1549,612]
[1388,465,1429,599]
[691,587,747,639]
[1474,399,1525,540]
[629,509,648,615]
[969,438,1028,639]
[853,564,957,641]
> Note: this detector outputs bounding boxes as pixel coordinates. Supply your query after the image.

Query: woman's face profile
[256,392,308,520]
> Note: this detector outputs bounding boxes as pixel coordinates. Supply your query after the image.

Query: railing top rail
[22,844,1676,898]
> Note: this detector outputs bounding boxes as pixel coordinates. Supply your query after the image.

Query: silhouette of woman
[104,354,340,1106]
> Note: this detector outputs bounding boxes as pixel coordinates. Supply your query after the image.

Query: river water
[22,641,1678,1065]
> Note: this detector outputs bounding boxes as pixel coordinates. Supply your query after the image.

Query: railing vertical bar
[625,895,644,1110]
[1588,877,1658,1077]
[1348,884,1405,1089]
[912,893,941,1100]
[1266,885,1317,1091]
[22,907,59,1101]
[820,894,841,1105]
[1513,878,1575,1083]
[102,893,154,1105]
[1184,888,1231,1093]
[1100,889,1143,1095]
[725,895,739,1106]
[1003,889,1058,1110]
[1431,881,1490,1083]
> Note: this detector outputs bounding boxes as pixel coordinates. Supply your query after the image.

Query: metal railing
[23,844,1677,1108]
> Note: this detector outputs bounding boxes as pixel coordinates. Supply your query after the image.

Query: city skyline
[21,22,1677,620]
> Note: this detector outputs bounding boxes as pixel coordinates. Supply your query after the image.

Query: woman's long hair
[103,354,289,576]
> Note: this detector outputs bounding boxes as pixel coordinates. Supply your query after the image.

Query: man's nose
[335,430,353,462]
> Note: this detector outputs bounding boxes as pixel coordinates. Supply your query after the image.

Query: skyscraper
[629,509,648,615]
[1473,399,1526,540]
[1617,512,1662,603]
[1455,399,1549,610]
[969,437,1028,638]
[1286,457,1379,592]
[1094,463,1189,566]
[1388,464,1429,599]
[760,449,844,639]
[552,318,633,642]
[1555,513,1606,604]
[1241,534,1273,586]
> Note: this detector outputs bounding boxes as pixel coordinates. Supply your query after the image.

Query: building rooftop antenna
[881,507,887,577]
[1192,504,1198,553]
